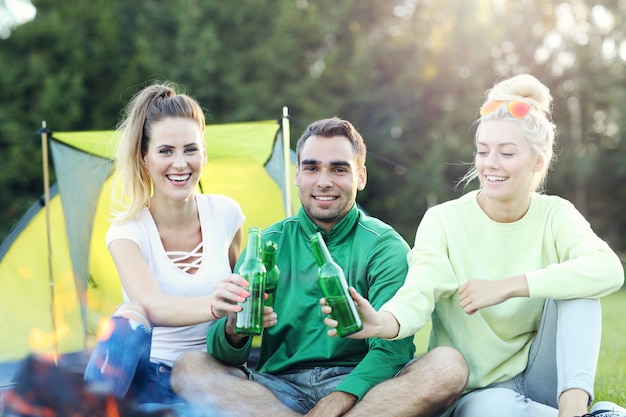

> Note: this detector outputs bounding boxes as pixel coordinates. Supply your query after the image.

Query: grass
[595,289,626,405]
[413,289,626,405]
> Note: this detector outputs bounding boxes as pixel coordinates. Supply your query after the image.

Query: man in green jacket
[171,117,468,417]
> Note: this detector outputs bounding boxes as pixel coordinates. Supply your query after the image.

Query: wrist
[378,311,400,339]
[224,315,248,348]
[332,390,357,403]
[509,275,530,298]
[312,391,356,415]
[210,304,220,320]
[225,333,248,349]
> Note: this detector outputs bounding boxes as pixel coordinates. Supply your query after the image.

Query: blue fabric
[83,316,180,405]
[243,365,354,413]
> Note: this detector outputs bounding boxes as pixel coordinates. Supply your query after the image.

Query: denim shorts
[242,366,354,413]
[129,361,181,405]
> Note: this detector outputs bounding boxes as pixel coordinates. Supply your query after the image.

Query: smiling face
[294,135,367,232]
[475,119,543,208]
[143,117,206,203]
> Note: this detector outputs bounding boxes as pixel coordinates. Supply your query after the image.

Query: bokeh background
[1,0,624,258]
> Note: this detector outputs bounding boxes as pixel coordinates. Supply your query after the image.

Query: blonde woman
[323,74,624,417]
[84,83,251,407]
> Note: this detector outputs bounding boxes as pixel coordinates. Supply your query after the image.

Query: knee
[431,346,469,386]
[454,388,527,417]
[409,346,469,395]
[171,350,209,390]
[113,303,151,329]
[173,350,209,372]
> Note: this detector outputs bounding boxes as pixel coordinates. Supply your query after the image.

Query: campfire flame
[26,269,86,359]
[96,316,115,342]
[27,321,70,364]
[105,395,121,417]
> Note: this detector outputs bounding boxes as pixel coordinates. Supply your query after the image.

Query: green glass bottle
[309,232,363,337]
[235,227,266,335]
[261,241,279,309]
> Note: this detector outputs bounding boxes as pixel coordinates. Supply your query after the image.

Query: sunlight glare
[601,39,616,61]
[619,40,626,61]
[591,5,615,34]
[6,0,35,21]
[0,0,36,38]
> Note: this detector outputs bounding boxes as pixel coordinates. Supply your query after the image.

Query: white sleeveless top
[106,194,245,366]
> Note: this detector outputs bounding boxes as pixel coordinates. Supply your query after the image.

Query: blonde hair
[461,74,557,192]
[111,82,205,222]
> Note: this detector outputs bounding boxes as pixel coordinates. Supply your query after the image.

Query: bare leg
[171,350,301,417]
[557,389,589,417]
[345,346,468,417]
[113,303,152,328]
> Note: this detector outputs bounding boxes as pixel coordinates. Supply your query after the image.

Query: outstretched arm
[321,287,401,340]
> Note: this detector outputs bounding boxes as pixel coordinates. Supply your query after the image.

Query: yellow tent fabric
[0,120,299,363]
[0,190,85,361]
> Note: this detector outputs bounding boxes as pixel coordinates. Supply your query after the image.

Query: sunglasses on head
[479,100,531,119]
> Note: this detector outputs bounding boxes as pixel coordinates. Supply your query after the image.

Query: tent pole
[281,107,292,217]
[41,121,59,363]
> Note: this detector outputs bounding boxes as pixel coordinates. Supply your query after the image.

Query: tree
[0,0,624,256]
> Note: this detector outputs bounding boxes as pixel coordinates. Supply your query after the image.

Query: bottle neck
[245,230,261,262]
[310,233,332,267]
[262,252,276,268]
[262,242,277,268]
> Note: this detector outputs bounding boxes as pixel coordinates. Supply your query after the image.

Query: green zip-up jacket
[206,204,416,400]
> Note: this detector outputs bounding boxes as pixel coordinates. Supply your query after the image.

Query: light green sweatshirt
[381,190,623,392]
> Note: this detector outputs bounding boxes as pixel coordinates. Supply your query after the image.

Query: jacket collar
[298,204,359,244]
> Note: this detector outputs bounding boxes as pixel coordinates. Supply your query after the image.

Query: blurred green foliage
[0,0,624,258]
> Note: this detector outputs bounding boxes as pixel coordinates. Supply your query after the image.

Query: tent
[0,117,299,369]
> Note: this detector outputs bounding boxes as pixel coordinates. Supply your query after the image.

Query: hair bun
[488,74,552,114]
